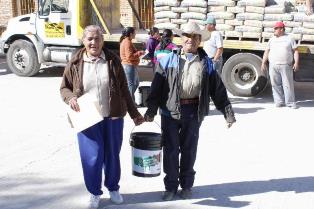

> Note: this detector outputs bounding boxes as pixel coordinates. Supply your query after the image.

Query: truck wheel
[7,40,40,77]
[221,53,268,97]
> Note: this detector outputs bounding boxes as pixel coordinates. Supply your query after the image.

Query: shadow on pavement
[1,175,314,208]
[36,66,65,77]
[209,107,265,116]
[0,175,85,209]
[227,82,314,109]
[101,176,314,208]
[0,68,12,76]
[192,176,314,207]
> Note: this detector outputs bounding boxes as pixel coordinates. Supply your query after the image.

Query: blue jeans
[123,64,139,101]
[161,104,202,192]
[269,64,295,106]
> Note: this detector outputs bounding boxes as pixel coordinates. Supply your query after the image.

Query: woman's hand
[133,115,145,126]
[69,97,80,112]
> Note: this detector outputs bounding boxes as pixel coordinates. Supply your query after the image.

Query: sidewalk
[0,74,313,209]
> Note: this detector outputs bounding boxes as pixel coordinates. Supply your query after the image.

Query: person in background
[144,22,236,201]
[120,27,145,101]
[306,0,313,15]
[261,21,299,109]
[203,16,224,74]
[145,27,161,65]
[60,25,144,208]
[154,29,177,64]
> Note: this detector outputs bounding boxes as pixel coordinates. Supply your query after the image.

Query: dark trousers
[161,104,201,192]
[77,118,124,195]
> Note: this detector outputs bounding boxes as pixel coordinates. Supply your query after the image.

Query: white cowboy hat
[173,21,211,41]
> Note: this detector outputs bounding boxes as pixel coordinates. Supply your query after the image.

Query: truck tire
[221,53,268,97]
[7,40,40,77]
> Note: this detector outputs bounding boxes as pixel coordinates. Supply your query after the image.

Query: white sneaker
[109,191,124,204]
[88,194,100,209]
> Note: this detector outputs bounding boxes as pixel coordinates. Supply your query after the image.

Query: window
[138,0,154,29]
[39,0,68,16]
[16,0,36,15]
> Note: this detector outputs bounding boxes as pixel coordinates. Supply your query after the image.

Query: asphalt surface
[0,58,314,209]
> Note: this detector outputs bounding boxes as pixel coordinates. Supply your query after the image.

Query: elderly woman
[60,25,144,208]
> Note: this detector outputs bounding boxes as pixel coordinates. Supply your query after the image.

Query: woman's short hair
[82,25,104,40]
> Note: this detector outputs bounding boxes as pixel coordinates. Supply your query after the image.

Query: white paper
[66,94,103,132]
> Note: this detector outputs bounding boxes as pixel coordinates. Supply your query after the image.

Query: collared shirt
[82,51,110,117]
[179,53,203,99]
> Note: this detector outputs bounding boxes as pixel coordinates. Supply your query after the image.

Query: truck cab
[0,0,148,77]
[0,0,82,76]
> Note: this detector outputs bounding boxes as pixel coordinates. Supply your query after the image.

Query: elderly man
[144,21,236,201]
[261,21,299,109]
[60,25,144,208]
[204,16,224,74]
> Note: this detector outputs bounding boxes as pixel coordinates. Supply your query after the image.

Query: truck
[1,0,314,97]
[0,0,149,76]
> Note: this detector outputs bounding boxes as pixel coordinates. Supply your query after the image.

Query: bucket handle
[130,121,161,134]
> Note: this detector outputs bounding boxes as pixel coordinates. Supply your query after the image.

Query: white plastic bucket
[129,122,162,177]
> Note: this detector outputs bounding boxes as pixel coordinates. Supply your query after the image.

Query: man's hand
[133,115,145,126]
[227,120,235,128]
[69,97,80,112]
[144,113,154,122]
[293,63,299,72]
[224,104,236,129]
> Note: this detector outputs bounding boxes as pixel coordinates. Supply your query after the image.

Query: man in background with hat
[204,16,224,74]
[144,21,236,201]
[261,21,299,109]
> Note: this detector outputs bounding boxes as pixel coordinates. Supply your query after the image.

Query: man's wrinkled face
[83,30,104,57]
[182,33,201,53]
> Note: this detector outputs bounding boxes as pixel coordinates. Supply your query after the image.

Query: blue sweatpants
[77,118,124,195]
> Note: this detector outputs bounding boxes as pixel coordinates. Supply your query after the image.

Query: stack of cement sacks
[180,0,208,29]
[207,0,237,36]
[293,6,314,41]
[262,1,297,41]
[234,0,266,40]
[154,0,181,30]
[154,0,208,30]
[153,0,314,43]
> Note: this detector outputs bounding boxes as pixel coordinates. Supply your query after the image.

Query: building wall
[0,0,14,27]
[120,0,137,28]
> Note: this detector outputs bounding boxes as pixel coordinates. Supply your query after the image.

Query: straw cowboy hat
[173,21,211,41]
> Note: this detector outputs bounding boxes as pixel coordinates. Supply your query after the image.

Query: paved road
[0,61,314,209]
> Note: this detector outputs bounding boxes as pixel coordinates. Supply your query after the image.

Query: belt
[180,98,199,105]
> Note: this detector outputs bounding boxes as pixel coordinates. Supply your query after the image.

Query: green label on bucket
[132,148,161,174]
[134,154,160,169]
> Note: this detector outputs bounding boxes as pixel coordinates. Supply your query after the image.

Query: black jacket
[145,47,234,123]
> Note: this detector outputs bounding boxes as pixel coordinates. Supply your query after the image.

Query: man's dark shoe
[179,188,192,199]
[162,190,176,201]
